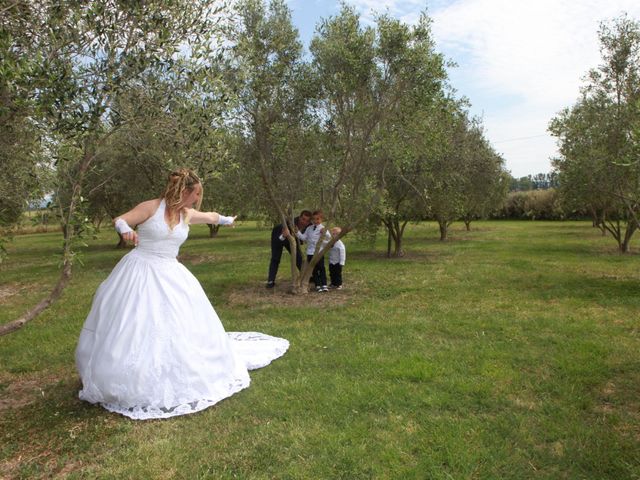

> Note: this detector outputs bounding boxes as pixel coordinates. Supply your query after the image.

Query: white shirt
[328,239,346,265]
[296,223,331,255]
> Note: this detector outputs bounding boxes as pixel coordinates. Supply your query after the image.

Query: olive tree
[1,0,229,335]
[550,15,640,252]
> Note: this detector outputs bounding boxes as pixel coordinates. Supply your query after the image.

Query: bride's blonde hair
[163,168,203,211]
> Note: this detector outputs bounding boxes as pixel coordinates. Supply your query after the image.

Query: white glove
[218,215,235,225]
[114,218,133,234]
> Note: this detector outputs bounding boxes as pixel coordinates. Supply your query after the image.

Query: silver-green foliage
[0,0,230,332]
[550,14,640,252]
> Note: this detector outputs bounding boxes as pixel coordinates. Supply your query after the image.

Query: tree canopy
[550,14,640,252]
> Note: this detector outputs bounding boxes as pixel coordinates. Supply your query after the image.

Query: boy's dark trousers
[329,263,342,286]
[307,254,327,287]
[268,225,302,283]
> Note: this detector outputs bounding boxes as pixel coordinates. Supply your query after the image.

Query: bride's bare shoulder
[138,198,162,212]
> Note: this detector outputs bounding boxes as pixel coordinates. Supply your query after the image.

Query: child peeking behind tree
[328,227,346,290]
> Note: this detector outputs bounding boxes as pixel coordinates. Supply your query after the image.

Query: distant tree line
[509,172,559,192]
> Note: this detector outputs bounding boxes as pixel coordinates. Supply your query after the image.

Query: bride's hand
[123,231,138,245]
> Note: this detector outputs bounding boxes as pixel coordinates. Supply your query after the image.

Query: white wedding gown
[75,200,289,420]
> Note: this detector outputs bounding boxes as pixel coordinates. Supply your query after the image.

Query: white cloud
[346,0,640,176]
[429,0,640,175]
[346,0,425,17]
[429,0,639,103]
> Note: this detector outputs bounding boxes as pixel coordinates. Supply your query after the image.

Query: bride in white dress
[75,169,289,420]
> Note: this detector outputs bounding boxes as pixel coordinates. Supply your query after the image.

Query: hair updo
[162,168,203,211]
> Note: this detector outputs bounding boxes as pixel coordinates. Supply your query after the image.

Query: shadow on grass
[0,375,126,479]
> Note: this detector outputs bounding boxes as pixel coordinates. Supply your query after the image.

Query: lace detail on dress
[98,376,250,420]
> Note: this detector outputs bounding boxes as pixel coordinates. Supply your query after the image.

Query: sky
[285,0,640,177]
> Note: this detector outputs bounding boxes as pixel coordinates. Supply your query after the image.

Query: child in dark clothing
[266,210,311,288]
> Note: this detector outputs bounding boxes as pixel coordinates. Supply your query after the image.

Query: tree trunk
[438,219,448,241]
[288,235,308,295]
[383,217,406,257]
[620,221,637,253]
[590,208,598,228]
[287,229,342,295]
[207,224,220,238]
[383,218,396,257]
[620,239,631,253]
[2,143,94,335]
[602,218,636,253]
[603,219,622,251]
[393,218,407,257]
[292,260,313,295]
[599,223,607,236]
[0,229,74,336]
[464,219,471,231]
[400,220,408,254]
[591,208,607,235]
[94,216,104,232]
[394,233,403,257]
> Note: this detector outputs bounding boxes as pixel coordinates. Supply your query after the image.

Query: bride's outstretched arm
[185,209,236,226]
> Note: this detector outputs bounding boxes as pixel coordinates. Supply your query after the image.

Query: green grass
[1,221,639,479]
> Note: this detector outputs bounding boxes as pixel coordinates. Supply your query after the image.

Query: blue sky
[285,0,640,177]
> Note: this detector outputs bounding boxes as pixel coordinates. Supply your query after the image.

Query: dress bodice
[135,199,188,259]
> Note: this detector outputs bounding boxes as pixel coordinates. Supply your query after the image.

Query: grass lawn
[1,220,639,479]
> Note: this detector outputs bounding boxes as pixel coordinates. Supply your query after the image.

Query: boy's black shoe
[266,281,275,289]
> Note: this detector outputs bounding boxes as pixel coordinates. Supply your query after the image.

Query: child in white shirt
[296,210,331,292]
[328,227,346,289]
